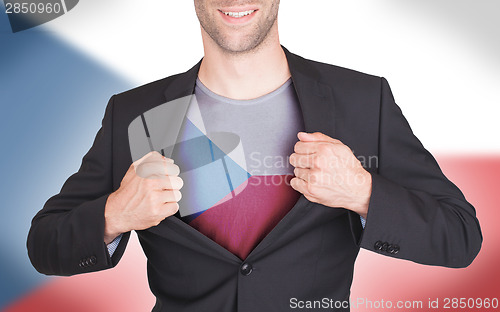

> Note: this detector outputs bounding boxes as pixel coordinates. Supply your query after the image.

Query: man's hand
[104,151,183,244]
[289,132,372,219]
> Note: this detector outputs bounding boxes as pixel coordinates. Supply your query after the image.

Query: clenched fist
[289,132,372,218]
[104,151,183,244]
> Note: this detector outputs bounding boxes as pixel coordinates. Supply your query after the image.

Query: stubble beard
[195,1,280,55]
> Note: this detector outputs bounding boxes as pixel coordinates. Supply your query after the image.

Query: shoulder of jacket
[112,73,182,102]
[292,52,383,86]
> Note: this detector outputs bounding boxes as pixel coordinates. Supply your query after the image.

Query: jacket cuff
[357,173,407,258]
[69,194,114,274]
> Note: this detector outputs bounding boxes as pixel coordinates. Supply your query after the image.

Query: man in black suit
[27,1,482,311]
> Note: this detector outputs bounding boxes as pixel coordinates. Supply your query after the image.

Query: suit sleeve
[356,77,482,268]
[27,95,130,276]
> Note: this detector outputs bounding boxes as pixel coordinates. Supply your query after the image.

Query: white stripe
[60,0,68,14]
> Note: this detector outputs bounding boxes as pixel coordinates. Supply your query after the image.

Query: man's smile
[218,7,259,24]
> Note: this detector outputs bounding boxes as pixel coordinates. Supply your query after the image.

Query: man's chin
[220,45,258,55]
[215,36,266,55]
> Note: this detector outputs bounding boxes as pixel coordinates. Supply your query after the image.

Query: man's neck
[198,29,291,100]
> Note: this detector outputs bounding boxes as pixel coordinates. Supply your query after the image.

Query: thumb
[134,151,160,166]
[297,132,340,143]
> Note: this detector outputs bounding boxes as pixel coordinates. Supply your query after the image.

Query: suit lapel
[283,47,337,137]
[163,60,201,102]
[156,47,338,261]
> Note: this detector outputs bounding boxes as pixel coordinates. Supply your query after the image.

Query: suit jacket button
[89,256,97,265]
[240,263,253,276]
[381,242,389,252]
[393,245,400,254]
[387,244,395,254]
[374,241,383,250]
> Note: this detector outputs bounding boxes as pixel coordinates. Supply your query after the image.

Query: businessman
[28,1,482,311]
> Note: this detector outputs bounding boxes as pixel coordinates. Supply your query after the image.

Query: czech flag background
[1,1,499,311]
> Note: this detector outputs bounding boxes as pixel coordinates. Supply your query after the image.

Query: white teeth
[222,10,255,18]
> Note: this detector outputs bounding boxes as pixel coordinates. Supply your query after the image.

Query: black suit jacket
[27,47,482,311]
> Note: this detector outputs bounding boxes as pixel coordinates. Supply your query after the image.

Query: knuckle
[172,164,181,175]
[128,162,137,174]
[150,151,162,161]
[177,176,184,189]
[340,144,352,155]
[317,144,329,154]
[293,142,301,153]
[137,162,151,171]
[166,163,180,176]
[173,190,182,202]
[164,157,174,164]
[166,202,179,215]
[136,164,151,178]
[321,144,335,157]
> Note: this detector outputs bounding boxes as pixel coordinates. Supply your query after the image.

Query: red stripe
[189,175,300,260]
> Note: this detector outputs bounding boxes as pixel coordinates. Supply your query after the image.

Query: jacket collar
[163,45,336,137]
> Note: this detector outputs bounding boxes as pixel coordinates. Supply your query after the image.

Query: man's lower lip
[218,10,258,24]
